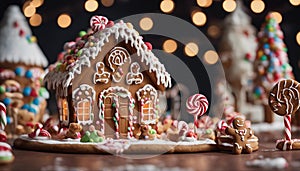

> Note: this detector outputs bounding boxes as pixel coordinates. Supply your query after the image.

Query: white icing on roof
[45,21,171,95]
[0,5,48,67]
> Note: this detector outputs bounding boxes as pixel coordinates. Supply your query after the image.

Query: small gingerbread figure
[225,117,253,154]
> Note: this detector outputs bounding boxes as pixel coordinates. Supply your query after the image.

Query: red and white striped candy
[0,102,7,131]
[186,94,209,117]
[90,16,108,32]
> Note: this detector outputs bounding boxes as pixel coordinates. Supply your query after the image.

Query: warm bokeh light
[85,0,99,12]
[160,0,175,13]
[207,25,221,38]
[204,50,219,65]
[139,17,153,31]
[251,0,265,13]
[163,39,177,53]
[101,0,115,7]
[57,14,72,28]
[29,13,42,27]
[184,42,199,57]
[192,11,207,26]
[196,0,213,7]
[270,11,282,24]
[31,0,44,8]
[222,0,237,12]
[24,5,36,17]
[296,32,300,46]
[289,0,300,6]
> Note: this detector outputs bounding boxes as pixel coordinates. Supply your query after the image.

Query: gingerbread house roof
[44,19,171,96]
[0,5,48,67]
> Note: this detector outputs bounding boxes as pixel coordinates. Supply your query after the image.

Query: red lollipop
[186,94,209,133]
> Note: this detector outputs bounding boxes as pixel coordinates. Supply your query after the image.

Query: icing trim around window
[72,84,96,125]
[136,84,158,124]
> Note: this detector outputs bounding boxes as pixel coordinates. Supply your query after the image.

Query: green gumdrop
[0,86,5,94]
[79,31,87,37]
[80,133,90,142]
[149,129,156,135]
[260,55,267,61]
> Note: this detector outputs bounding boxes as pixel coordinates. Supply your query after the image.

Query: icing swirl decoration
[269,79,300,116]
[186,94,209,117]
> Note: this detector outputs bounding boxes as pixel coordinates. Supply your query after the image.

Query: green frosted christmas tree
[252,13,294,123]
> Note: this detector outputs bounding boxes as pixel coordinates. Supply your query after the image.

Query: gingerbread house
[0,6,49,129]
[44,16,171,139]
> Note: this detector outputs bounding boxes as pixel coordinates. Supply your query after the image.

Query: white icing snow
[245,157,288,169]
[0,5,48,67]
[44,21,171,96]
[251,120,284,133]
[18,134,215,146]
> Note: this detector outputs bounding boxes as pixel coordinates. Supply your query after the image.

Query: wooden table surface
[1,132,300,171]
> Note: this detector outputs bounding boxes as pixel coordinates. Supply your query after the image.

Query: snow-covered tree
[219,1,257,114]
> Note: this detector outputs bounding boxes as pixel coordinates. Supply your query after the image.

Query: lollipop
[186,94,209,133]
[269,79,300,150]
[0,102,7,131]
[90,15,108,32]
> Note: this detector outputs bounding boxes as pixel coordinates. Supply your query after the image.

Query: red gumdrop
[13,21,19,28]
[107,21,114,27]
[145,42,152,50]
[19,29,25,37]
[30,89,38,97]
[245,53,251,60]
[268,38,274,44]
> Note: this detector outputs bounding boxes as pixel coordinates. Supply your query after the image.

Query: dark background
[0,0,299,83]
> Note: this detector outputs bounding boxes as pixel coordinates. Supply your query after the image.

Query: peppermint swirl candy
[90,16,108,32]
[186,94,209,117]
[0,102,7,131]
[269,79,300,116]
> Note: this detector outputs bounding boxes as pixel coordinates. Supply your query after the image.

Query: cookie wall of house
[0,62,47,122]
[71,35,164,136]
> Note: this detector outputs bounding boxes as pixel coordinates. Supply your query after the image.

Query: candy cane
[284,115,291,141]
[127,97,134,138]
[90,16,108,32]
[0,102,7,131]
[113,96,120,139]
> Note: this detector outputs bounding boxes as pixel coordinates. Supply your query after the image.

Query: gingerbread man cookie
[225,117,253,154]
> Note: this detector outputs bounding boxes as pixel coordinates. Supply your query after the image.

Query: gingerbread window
[58,98,69,125]
[137,84,158,124]
[141,101,155,122]
[61,99,69,121]
[72,84,95,125]
[77,99,92,123]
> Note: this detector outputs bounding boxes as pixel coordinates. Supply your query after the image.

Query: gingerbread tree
[0,5,49,134]
[219,1,257,113]
[252,13,294,123]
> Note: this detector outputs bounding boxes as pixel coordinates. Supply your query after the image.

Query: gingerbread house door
[99,87,134,139]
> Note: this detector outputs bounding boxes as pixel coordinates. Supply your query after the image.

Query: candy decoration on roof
[0,102,7,131]
[269,79,300,150]
[186,94,209,133]
[90,15,108,32]
[252,13,294,123]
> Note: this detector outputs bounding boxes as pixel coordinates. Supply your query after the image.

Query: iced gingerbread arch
[93,62,110,84]
[126,62,143,85]
[72,84,96,125]
[98,86,135,139]
[136,84,158,124]
[107,47,131,83]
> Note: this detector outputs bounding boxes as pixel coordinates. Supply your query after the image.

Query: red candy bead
[145,42,152,50]
[19,29,25,37]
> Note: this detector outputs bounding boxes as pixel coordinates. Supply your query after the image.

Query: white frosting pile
[246,156,288,169]
[0,5,48,67]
